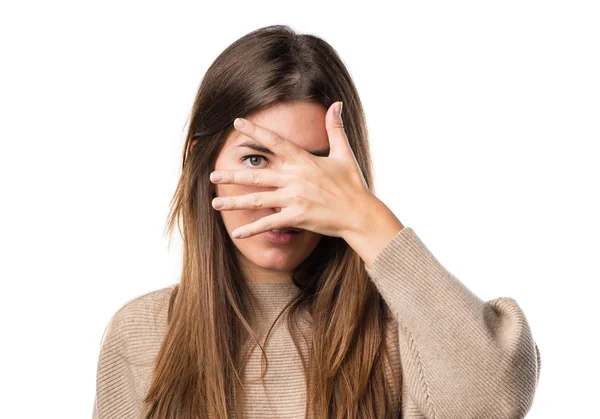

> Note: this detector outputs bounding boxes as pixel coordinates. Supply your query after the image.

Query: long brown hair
[142,25,397,419]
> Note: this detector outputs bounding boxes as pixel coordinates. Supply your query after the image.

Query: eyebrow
[237,141,330,157]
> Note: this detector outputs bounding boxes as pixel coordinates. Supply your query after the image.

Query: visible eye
[241,155,269,169]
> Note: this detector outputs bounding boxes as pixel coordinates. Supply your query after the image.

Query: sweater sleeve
[364,227,541,419]
[92,305,142,419]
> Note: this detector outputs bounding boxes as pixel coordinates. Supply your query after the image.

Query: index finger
[233,117,307,163]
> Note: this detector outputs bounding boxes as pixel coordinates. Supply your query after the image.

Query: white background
[1,1,598,417]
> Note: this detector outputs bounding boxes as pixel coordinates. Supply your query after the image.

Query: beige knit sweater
[92,227,541,418]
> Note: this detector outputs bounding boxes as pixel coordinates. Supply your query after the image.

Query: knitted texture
[92,227,540,418]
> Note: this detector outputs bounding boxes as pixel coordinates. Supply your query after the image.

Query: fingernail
[212,198,224,209]
[232,230,243,239]
[234,118,246,130]
[337,101,343,118]
[210,172,222,182]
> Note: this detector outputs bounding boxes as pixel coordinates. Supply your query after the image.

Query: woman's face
[213,101,331,283]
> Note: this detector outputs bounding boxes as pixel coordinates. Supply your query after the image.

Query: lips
[270,227,303,233]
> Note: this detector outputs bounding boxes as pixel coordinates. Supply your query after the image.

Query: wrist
[343,194,404,269]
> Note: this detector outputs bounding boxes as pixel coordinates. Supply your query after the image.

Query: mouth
[269,227,303,233]
[283,227,302,232]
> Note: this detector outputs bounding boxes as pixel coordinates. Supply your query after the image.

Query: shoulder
[98,284,177,360]
[116,284,176,320]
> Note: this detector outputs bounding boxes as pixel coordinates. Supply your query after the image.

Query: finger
[212,190,286,212]
[325,101,353,161]
[325,101,368,189]
[231,211,293,239]
[233,117,307,163]
[210,168,290,188]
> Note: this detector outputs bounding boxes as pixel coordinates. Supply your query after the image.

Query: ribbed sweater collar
[247,281,302,318]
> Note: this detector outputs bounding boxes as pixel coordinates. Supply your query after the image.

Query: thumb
[326,101,369,190]
[326,101,353,160]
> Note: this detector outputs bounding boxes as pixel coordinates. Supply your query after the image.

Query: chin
[231,229,322,272]
[254,251,302,271]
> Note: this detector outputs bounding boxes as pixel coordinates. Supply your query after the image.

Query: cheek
[216,184,263,232]
[216,183,256,198]
[304,232,323,247]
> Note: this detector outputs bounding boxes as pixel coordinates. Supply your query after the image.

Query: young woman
[92,25,541,419]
